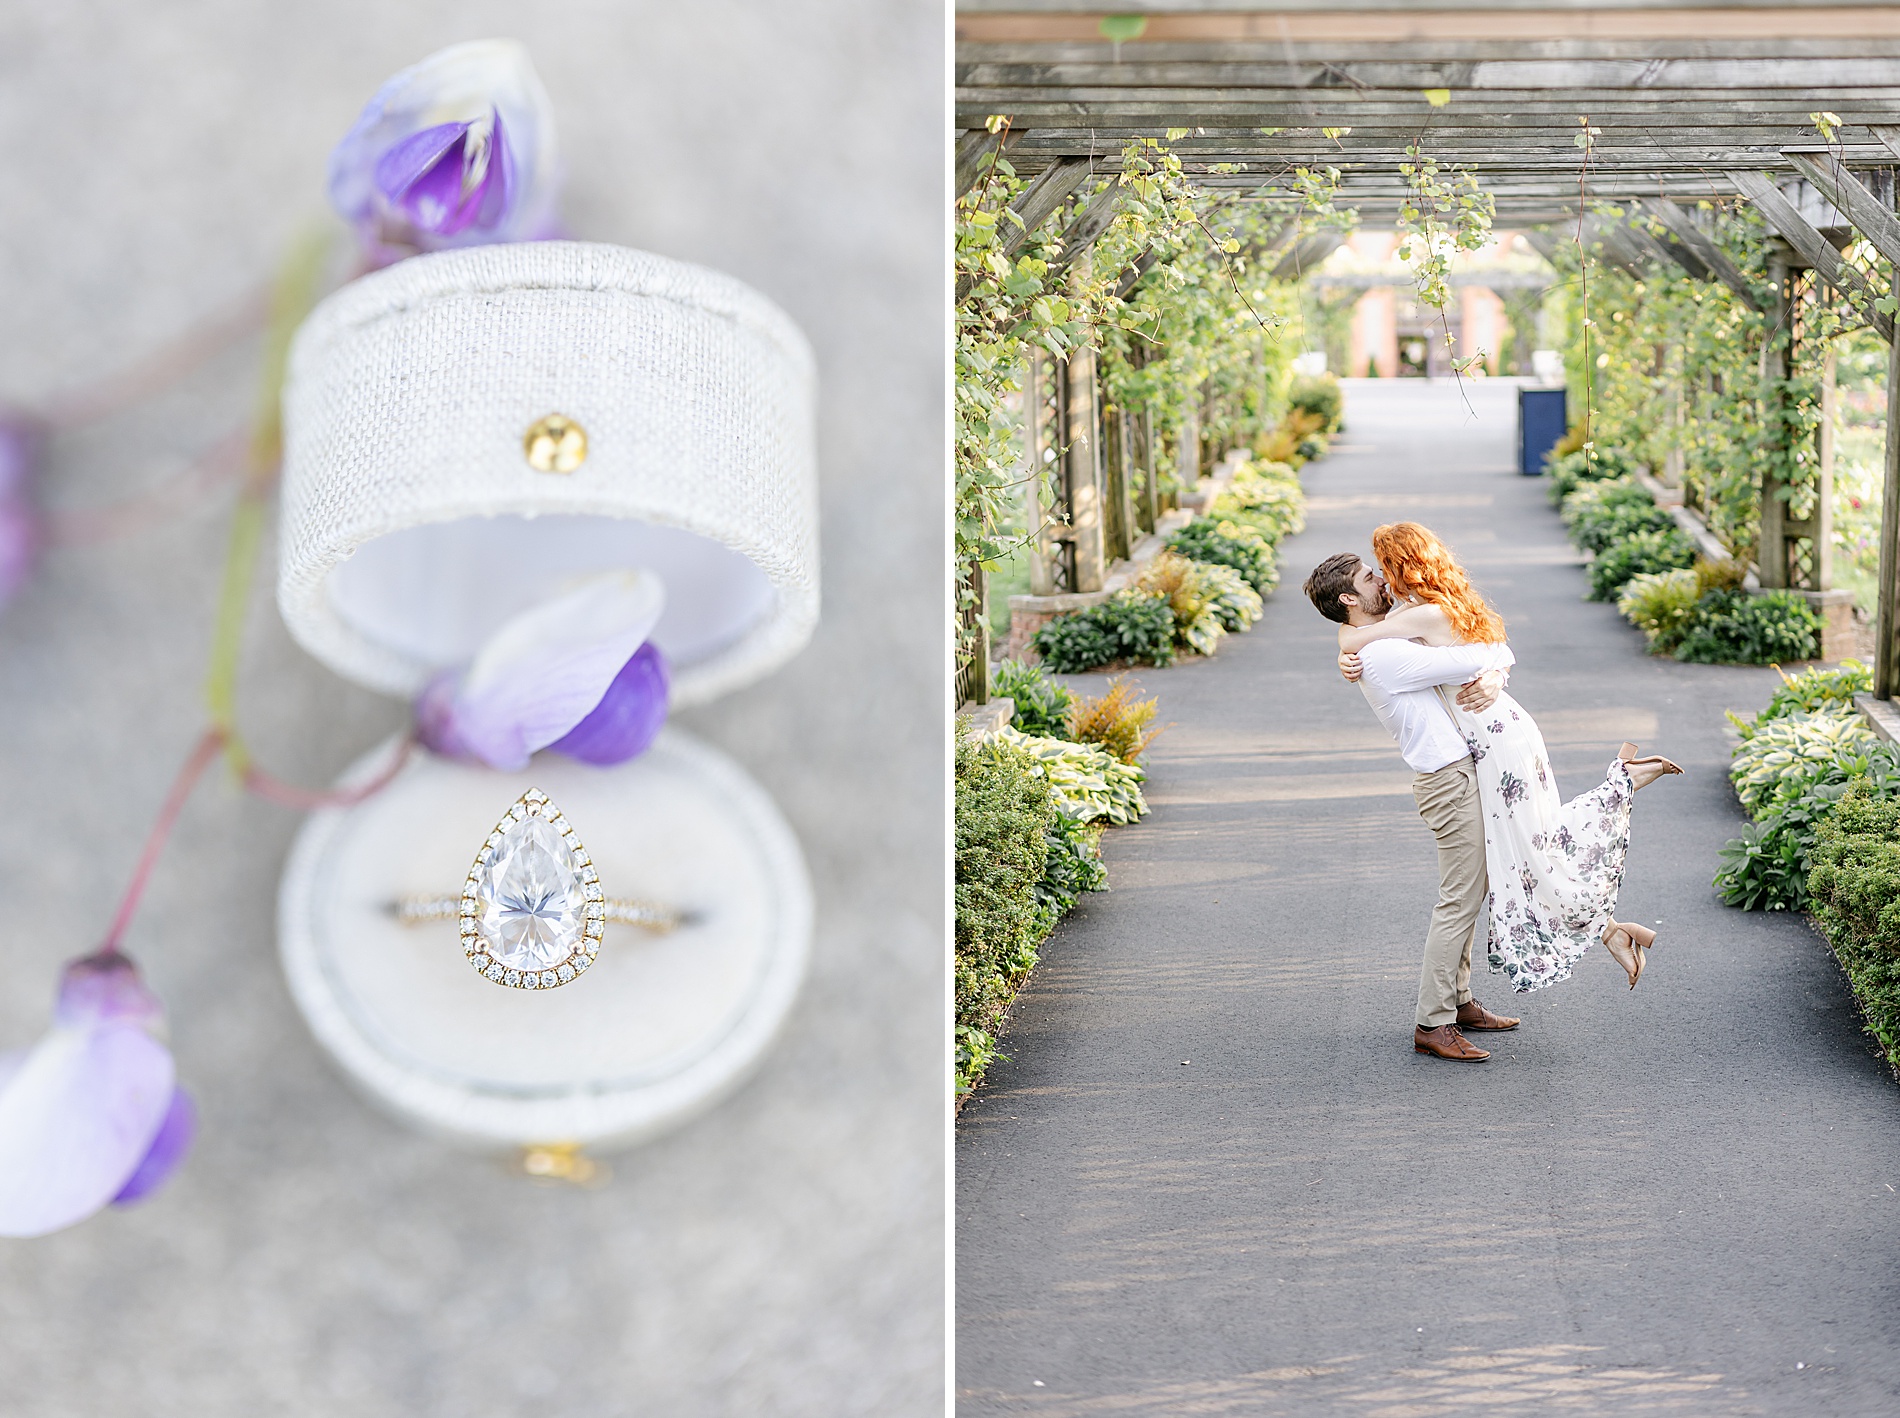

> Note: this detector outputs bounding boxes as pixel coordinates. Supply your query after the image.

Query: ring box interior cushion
[273,241,818,1147]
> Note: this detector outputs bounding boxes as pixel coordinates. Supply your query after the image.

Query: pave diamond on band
[395,787,680,990]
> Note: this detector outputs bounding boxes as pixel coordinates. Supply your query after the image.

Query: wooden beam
[956,128,1004,200]
[1003,156,1094,258]
[1113,247,1161,300]
[957,57,1900,93]
[1640,198,1767,310]
[1045,178,1127,278]
[1270,232,1347,282]
[956,155,1094,302]
[1872,125,1900,164]
[1726,170,1893,341]
[1782,149,1900,268]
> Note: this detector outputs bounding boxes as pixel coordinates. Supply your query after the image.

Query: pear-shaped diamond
[473,794,588,973]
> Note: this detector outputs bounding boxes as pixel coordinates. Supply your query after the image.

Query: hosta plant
[1166,518,1279,595]
[1586,526,1697,601]
[1674,588,1821,665]
[992,659,1076,739]
[997,726,1149,826]
[1032,591,1177,673]
[1616,568,1701,653]
[1136,553,1228,656]
[1728,708,1881,817]
[1738,660,1873,736]
[1210,459,1306,544]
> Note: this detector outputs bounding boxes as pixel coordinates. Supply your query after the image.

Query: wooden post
[1178,402,1200,499]
[1879,323,1900,698]
[1139,406,1159,534]
[1759,245,1796,589]
[1816,340,1837,590]
[1105,405,1137,563]
[966,569,990,705]
[1024,350,1057,597]
[1063,344,1106,592]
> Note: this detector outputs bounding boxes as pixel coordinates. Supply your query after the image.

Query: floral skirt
[1442,690,1635,992]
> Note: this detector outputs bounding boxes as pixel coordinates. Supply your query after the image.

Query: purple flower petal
[373,121,469,214]
[55,951,164,1030]
[417,571,666,771]
[328,40,559,259]
[0,415,43,610]
[0,501,39,608]
[0,957,175,1238]
[551,642,670,765]
[0,414,41,500]
[111,1087,195,1206]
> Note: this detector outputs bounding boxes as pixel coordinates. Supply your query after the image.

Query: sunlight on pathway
[964,1345,1750,1417]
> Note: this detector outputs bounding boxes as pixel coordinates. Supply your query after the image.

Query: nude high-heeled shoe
[1618,742,1684,791]
[1602,919,1657,990]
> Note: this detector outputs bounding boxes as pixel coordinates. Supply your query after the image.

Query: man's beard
[1363,579,1393,615]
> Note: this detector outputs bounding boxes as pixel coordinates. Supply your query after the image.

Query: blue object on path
[1518,387,1567,476]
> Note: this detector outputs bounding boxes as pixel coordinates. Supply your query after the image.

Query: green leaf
[1422,88,1452,107]
[1098,14,1148,42]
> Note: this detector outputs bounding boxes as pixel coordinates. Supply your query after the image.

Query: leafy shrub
[1586,526,1696,601]
[954,730,1110,1099]
[1560,474,1653,522]
[1714,702,1900,912]
[1743,659,1872,734]
[1546,445,1640,505]
[1211,459,1306,544]
[1167,517,1278,595]
[1674,588,1821,665]
[1617,568,1701,653]
[993,659,1075,738]
[1809,786,1900,1068]
[1255,409,1328,466]
[998,726,1149,826]
[1728,709,1885,817]
[1201,562,1264,633]
[1037,811,1107,917]
[1033,591,1177,672]
[1563,480,1675,554]
[1716,788,1853,912]
[1137,553,1229,656]
[1068,675,1163,764]
[954,733,1055,1091]
[1287,372,1344,433]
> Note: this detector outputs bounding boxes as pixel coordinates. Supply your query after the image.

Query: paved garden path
[958,377,1900,1417]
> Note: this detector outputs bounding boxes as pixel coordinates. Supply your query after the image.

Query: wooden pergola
[956,1,1900,710]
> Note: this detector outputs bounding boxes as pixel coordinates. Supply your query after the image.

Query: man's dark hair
[1303,552,1364,625]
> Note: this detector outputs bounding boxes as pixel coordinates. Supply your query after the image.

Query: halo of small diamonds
[464,787,601,990]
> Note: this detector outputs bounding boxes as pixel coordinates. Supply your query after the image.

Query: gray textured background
[0,4,944,1414]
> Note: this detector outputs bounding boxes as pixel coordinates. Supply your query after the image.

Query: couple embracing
[1303,523,1682,1062]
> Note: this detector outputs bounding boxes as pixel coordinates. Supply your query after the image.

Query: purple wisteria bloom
[416,571,670,772]
[0,414,43,611]
[0,952,194,1237]
[329,40,560,264]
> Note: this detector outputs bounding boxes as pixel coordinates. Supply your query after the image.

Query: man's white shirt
[1356,638,1516,774]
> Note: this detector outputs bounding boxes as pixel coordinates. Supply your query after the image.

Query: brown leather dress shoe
[1414,1024,1490,1061]
[1456,999,1520,1031]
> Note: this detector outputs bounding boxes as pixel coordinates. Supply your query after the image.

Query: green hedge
[1810,786,1900,1072]
[1714,666,1897,912]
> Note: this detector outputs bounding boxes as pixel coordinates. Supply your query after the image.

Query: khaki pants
[1411,757,1487,1029]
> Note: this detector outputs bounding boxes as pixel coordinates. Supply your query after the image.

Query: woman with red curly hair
[1337,522,1681,992]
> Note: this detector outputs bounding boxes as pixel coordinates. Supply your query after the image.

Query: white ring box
[275,242,817,1149]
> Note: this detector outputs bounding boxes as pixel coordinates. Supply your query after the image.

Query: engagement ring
[397,787,680,991]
